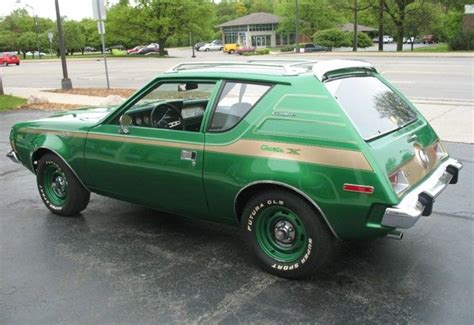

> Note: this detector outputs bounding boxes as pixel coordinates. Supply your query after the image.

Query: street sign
[97,21,105,34]
[47,31,53,42]
[92,0,106,20]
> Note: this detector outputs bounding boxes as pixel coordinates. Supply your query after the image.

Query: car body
[373,35,394,43]
[194,42,207,51]
[0,52,20,66]
[127,46,144,54]
[7,59,462,279]
[198,40,223,51]
[106,45,125,52]
[295,43,329,53]
[224,43,241,54]
[84,46,96,52]
[422,35,437,44]
[236,46,256,55]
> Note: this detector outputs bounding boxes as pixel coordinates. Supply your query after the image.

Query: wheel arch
[31,147,90,192]
[234,181,339,239]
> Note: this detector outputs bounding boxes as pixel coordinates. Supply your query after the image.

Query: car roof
[165,59,376,81]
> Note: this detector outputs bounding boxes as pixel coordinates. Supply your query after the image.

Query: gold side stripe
[19,128,372,171]
[206,139,372,171]
[87,132,203,150]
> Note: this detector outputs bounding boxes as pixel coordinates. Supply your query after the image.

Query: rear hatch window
[325,75,417,140]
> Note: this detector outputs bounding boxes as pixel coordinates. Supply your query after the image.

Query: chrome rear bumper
[381,158,462,229]
[6,150,20,164]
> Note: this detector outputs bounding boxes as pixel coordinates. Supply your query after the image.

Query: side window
[209,82,270,132]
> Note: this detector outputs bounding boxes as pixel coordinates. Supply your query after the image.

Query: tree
[334,0,372,51]
[313,28,351,49]
[136,0,215,56]
[63,20,86,55]
[276,0,344,37]
[404,1,442,50]
[18,32,36,58]
[383,0,418,51]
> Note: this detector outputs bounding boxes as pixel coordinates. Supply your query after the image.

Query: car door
[83,80,219,218]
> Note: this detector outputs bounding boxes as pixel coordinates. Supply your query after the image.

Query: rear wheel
[241,190,334,279]
[229,49,234,54]
[36,153,90,216]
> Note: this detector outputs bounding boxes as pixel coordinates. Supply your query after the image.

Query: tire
[36,153,90,216]
[229,49,234,54]
[205,48,209,52]
[16,62,20,66]
[220,47,223,51]
[5,62,8,66]
[241,189,334,279]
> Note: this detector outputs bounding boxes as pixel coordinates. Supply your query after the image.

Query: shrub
[256,48,270,55]
[349,32,373,48]
[280,45,295,52]
[448,31,474,51]
[313,28,351,49]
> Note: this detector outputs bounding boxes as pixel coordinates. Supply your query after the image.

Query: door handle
[181,150,197,166]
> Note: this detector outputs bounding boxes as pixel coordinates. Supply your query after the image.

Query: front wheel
[241,190,334,279]
[36,153,90,216]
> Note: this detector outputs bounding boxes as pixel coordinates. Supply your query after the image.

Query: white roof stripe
[312,60,375,80]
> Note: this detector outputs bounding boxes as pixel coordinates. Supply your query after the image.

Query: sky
[0,0,119,21]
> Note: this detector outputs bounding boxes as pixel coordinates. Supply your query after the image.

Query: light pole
[55,0,72,89]
[16,0,41,59]
[295,0,300,54]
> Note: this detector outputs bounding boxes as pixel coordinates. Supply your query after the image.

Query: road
[2,50,473,103]
[1,110,473,324]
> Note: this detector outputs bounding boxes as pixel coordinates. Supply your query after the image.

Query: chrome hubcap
[52,175,66,197]
[273,220,296,244]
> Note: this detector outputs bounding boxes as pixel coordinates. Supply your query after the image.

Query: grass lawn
[413,43,449,52]
[0,94,27,112]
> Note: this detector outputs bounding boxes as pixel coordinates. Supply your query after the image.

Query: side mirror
[119,114,132,134]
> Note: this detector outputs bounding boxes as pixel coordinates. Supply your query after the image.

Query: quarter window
[209,82,270,132]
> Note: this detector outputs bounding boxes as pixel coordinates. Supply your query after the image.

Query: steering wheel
[150,103,185,130]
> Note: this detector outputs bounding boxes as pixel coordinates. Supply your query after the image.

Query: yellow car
[223,43,240,54]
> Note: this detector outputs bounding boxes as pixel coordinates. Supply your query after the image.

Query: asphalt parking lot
[1,110,473,324]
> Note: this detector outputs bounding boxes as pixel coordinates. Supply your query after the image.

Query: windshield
[325,75,417,140]
[134,82,215,106]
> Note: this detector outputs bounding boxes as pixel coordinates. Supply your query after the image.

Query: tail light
[389,169,409,195]
[433,141,447,160]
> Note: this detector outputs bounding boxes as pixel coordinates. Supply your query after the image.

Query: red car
[0,52,20,66]
[236,46,256,55]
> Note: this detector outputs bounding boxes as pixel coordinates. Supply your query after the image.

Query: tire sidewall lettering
[247,198,313,272]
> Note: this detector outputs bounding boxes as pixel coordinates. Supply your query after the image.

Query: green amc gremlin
[7,60,462,279]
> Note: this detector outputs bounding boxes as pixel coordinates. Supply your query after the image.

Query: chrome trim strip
[6,150,20,164]
[234,180,339,239]
[31,147,91,193]
[381,158,463,229]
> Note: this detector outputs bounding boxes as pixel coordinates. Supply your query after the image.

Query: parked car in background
[236,45,256,55]
[295,43,329,53]
[7,59,462,279]
[106,45,125,52]
[373,35,394,43]
[127,46,144,54]
[84,46,96,52]
[223,43,241,54]
[137,46,168,56]
[422,35,437,44]
[194,42,207,51]
[403,37,416,44]
[198,40,223,52]
[0,52,20,66]
[25,51,46,57]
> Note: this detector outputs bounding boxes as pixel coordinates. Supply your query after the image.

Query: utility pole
[295,0,300,53]
[378,0,384,51]
[353,0,358,51]
[55,0,72,89]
